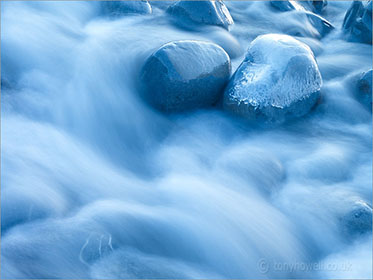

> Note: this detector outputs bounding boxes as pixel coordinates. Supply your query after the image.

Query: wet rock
[356,69,372,110]
[340,200,372,238]
[271,0,327,13]
[101,0,152,16]
[305,12,334,37]
[342,0,372,44]
[280,12,333,39]
[270,0,306,11]
[224,34,322,123]
[270,1,333,39]
[140,40,231,112]
[166,0,234,30]
[302,0,328,13]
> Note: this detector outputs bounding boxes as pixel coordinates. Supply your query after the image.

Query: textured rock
[140,40,231,112]
[101,0,152,16]
[224,34,322,123]
[166,0,233,30]
[342,0,372,44]
[356,69,372,110]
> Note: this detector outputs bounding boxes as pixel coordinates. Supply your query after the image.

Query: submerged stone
[140,40,231,112]
[101,0,152,16]
[166,0,234,30]
[342,0,372,44]
[356,69,372,110]
[270,1,333,39]
[1,78,12,90]
[340,200,372,238]
[224,34,322,123]
[279,12,334,39]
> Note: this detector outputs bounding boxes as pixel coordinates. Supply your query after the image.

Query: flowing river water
[1,1,372,279]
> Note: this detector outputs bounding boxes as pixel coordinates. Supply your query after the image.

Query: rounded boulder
[224,34,322,123]
[166,0,234,30]
[340,200,372,238]
[140,40,231,112]
[101,0,152,16]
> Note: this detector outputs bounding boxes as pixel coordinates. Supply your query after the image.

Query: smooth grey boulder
[166,0,234,30]
[140,40,231,112]
[101,0,152,16]
[356,69,372,110]
[224,34,322,123]
[340,200,372,238]
[342,0,372,44]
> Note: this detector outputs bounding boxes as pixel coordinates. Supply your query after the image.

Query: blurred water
[1,1,372,279]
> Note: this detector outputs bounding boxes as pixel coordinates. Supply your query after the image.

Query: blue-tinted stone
[302,0,328,13]
[166,0,233,30]
[340,200,372,238]
[270,1,333,38]
[270,0,306,11]
[224,34,322,123]
[271,0,327,13]
[101,0,152,16]
[311,0,328,13]
[356,69,372,110]
[305,12,334,37]
[140,40,231,112]
[342,0,372,44]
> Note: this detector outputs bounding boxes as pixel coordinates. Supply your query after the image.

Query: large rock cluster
[140,33,325,123]
[138,2,332,123]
